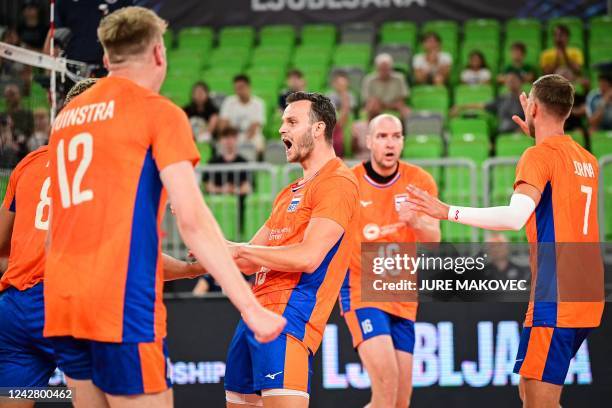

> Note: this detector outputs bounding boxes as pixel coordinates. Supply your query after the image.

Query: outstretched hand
[406,184,450,220]
[511,92,530,136]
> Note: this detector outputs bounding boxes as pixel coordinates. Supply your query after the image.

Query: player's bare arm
[162,253,206,281]
[234,217,344,273]
[405,183,541,231]
[0,207,15,257]
[161,160,285,343]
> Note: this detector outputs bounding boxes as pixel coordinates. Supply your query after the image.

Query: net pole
[49,0,56,122]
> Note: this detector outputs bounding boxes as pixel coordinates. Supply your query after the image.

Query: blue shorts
[513,326,592,385]
[0,283,57,387]
[344,307,415,354]
[49,336,171,395]
[224,320,313,395]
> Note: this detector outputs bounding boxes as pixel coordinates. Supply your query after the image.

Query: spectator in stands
[183,81,219,142]
[586,71,612,131]
[540,24,583,76]
[361,53,410,119]
[0,28,32,94]
[453,71,523,134]
[18,1,49,50]
[0,113,20,168]
[219,74,266,154]
[4,84,33,143]
[204,127,252,195]
[278,69,306,110]
[327,71,356,157]
[556,67,587,133]
[413,32,452,86]
[28,108,49,151]
[460,50,491,85]
[498,42,536,84]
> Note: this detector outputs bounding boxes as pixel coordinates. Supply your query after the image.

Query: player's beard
[287,129,315,163]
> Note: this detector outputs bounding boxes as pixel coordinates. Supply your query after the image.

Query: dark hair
[65,78,98,104]
[467,50,487,69]
[219,126,239,138]
[421,31,441,44]
[233,74,250,84]
[511,42,526,54]
[287,69,303,79]
[285,92,336,143]
[554,24,570,36]
[192,81,209,94]
[598,71,612,84]
[332,70,349,80]
[532,74,574,119]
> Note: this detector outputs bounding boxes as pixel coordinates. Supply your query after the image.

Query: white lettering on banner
[321,322,593,389]
[252,0,426,12]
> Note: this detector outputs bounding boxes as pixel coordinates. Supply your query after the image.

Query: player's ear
[153,43,164,66]
[366,132,373,150]
[102,54,109,70]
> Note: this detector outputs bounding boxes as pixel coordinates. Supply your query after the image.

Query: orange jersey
[340,161,438,320]
[44,76,199,343]
[254,158,359,353]
[514,135,603,328]
[0,146,49,292]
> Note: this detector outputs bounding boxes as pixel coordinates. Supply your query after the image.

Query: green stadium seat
[210,46,251,71]
[495,133,534,156]
[244,194,274,240]
[167,49,204,75]
[204,194,239,241]
[301,24,337,48]
[546,17,584,49]
[464,19,501,45]
[160,75,193,106]
[177,26,213,53]
[163,30,175,51]
[265,110,283,140]
[448,136,489,163]
[292,45,332,70]
[402,134,443,159]
[219,26,255,48]
[410,86,449,117]
[591,130,612,158]
[260,25,296,48]
[506,18,542,45]
[302,70,327,92]
[28,82,49,109]
[0,170,10,204]
[333,44,372,71]
[589,15,612,47]
[454,84,494,106]
[251,46,292,69]
[203,70,235,96]
[196,142,212,164]
[380,21,418,49]
[449,117,489,142]
[589,44,612,67]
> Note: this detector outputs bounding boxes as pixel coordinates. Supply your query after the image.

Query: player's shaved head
[64,78,98,105]
[368,113,403,135]
[98,6,167,64]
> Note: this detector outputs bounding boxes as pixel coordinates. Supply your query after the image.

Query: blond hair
[97,6,167,64]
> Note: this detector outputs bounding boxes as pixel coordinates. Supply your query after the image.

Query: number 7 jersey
[44,77,199,343]
[514,135,604,328]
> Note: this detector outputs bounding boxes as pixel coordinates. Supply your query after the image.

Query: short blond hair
[97,6,167,63]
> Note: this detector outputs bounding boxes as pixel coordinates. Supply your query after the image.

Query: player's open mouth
[385,152,395,158]
[283,139,293,150]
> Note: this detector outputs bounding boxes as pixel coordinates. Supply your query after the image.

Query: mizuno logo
[360,200,373,207]
[265,371,283,380]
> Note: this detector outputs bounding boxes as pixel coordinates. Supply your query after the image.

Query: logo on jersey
[363,223,381,240]
[265,371,283,380]
[360,200,373,207]
[287,195,303,212]
[394,194,409,211]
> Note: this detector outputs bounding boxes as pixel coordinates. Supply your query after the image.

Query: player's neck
[107,67,161,93]
[534,122,566,144]
[300,144,336,180]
